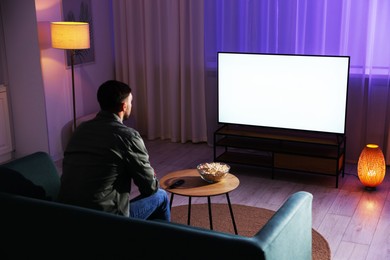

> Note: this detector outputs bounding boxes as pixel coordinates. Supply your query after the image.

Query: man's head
[97,80,133,120]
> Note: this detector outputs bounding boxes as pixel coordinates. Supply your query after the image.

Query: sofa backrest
[0,151,60,201]
[0,191,313,260]
[0,192,262,259]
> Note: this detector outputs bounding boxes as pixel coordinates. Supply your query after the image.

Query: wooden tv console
[213,124,346,188]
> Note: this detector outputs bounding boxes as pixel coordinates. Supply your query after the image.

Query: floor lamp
[51,22,90,131]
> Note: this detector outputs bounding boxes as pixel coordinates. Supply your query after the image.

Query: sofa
[0,151,313,259]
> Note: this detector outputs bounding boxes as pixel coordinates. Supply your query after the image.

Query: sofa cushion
[0,167,47,199]
[0,151,60,201]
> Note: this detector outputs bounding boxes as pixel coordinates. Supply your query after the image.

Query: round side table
[160,169,239,234]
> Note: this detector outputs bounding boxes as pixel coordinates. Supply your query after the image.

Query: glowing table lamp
[357,144,386,190]
[51,22,90,130]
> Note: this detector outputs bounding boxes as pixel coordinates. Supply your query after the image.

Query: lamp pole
[70,50,77,131]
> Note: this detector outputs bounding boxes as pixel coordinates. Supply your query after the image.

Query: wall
[1,0,50,158]
[1,0,115,161]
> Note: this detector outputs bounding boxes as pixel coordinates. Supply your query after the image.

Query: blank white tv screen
[218,52,350,134]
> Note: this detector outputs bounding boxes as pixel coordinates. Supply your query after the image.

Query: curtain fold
[112,0,390,163]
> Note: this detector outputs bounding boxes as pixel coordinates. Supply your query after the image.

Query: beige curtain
[112,0,207,143]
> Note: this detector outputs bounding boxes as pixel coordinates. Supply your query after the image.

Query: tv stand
[213,124,346,188]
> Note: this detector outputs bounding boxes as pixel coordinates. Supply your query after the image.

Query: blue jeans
[129,188,170,221]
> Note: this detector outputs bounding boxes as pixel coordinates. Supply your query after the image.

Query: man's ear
[120,101,127,112]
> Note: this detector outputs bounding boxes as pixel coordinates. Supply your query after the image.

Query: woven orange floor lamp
[357,144,386,190]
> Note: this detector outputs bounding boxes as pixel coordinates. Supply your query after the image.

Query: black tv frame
[217,51,350,136]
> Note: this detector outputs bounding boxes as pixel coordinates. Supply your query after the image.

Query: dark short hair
[97,80,131,112]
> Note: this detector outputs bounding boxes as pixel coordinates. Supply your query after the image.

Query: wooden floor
[142,138,390,260]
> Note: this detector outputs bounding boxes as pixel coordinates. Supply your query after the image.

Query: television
[217,52,350,135]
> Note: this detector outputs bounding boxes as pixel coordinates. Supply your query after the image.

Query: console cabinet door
[0,86,12,162]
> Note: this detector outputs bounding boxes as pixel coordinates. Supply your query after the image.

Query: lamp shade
[357,144,386,189]
[51,22,90,50]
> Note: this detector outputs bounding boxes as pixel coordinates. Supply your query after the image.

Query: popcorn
[197,162,230,183]
[198,162,230,174]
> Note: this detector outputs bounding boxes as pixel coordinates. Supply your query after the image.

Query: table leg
[207,196,213,230]
[169,193,174,209]
[187,196,192,225]
[226,193,238,235]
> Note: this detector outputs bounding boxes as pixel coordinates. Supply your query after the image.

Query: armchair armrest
[253,191,313,260]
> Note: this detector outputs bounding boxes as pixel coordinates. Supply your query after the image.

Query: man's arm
[124,131,159,195]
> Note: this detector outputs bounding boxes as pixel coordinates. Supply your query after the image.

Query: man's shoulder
[78,116,140,139]
[116,124,140,137]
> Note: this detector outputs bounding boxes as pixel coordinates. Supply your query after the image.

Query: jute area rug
[171,203,330,260]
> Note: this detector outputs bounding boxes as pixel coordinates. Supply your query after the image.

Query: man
[58,80,170,221]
